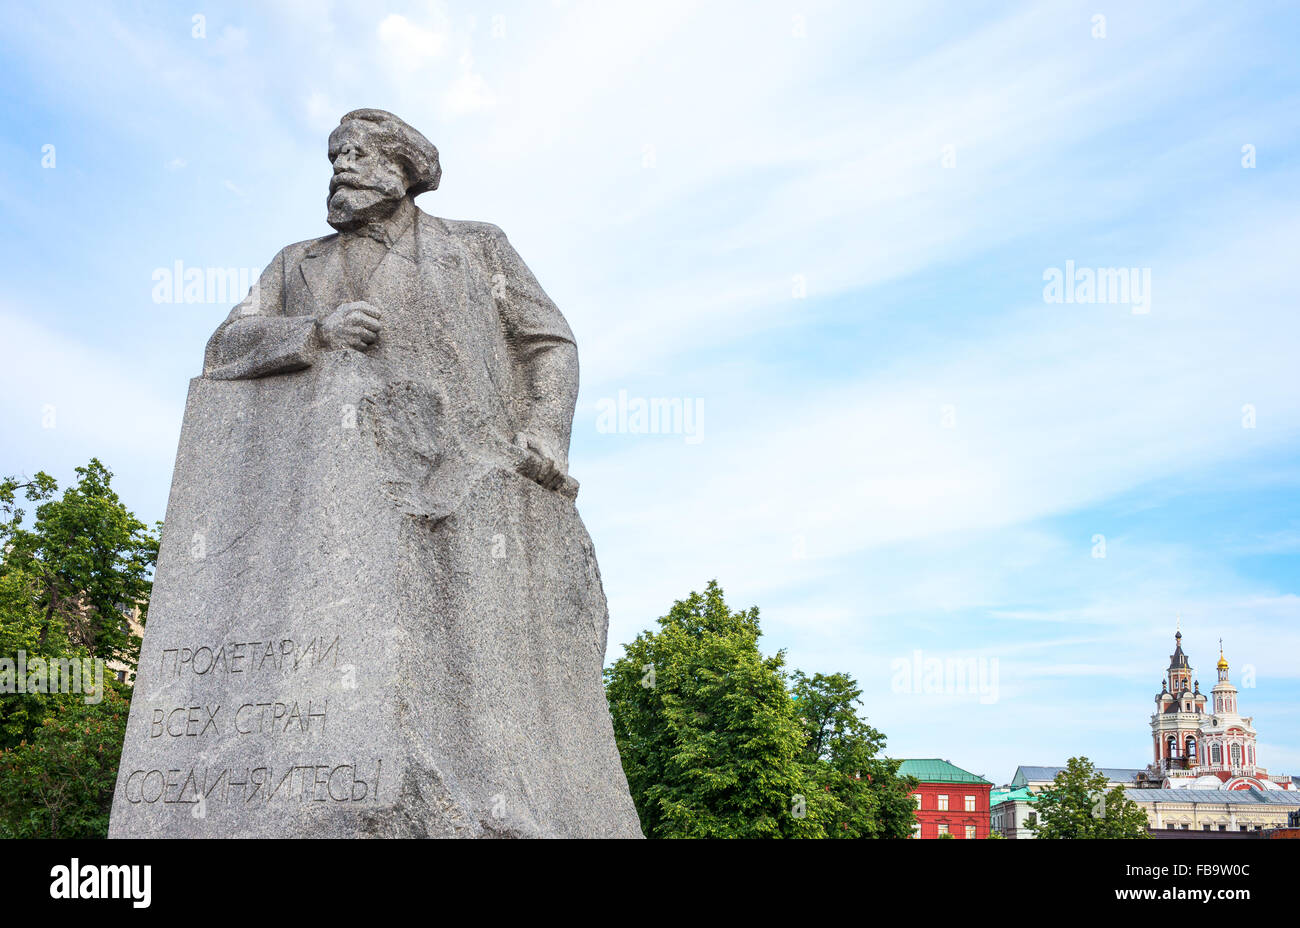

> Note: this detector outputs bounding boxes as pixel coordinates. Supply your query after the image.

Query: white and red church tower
[1150,630,1207,773]
[1149,629,1292,790]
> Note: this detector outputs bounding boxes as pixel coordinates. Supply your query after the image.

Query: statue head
[326,109,440,231]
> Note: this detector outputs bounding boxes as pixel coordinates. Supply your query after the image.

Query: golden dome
[1217,641,1229,671]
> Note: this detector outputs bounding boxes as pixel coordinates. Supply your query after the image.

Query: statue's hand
[319,301,382,351]
[513,432,567,491]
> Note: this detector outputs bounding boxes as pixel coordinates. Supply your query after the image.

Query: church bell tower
[1150,628,1207,774]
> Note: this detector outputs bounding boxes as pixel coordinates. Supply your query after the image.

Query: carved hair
[330,108,441,194]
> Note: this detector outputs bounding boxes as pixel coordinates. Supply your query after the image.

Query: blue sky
[1,0,1297,786]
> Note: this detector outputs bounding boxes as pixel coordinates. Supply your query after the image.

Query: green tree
[791,671,917,838]
[0,562,62,747]
[1025,756,1151,839]
[0,459,158,673]
[0,459,157,837]
[604,581,827,837]
[0,684,130,838]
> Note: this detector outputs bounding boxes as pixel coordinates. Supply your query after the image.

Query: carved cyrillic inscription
[147,699,328,738]
[234,699,328,735]
[157,636,340,677]
[128,633,375,817]
[148,704,221,738]
[120,759,382,805]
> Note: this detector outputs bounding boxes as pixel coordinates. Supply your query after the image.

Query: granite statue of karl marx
[109,110,642,838]
[207,108,574,494]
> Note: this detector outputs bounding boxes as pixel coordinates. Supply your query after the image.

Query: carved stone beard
[326,176,407,232]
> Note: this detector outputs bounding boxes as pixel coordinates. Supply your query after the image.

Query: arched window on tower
[1167,735,1177,758]
[1186,736,1198,763]
[1211,743,1221,765]
[1231,743,1242,768]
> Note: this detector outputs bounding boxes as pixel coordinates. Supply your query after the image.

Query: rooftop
[896,758,991,785]
[1012,765,1145,787]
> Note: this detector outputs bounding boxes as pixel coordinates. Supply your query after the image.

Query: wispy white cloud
[376,12,448,72]
[0,308,185,517]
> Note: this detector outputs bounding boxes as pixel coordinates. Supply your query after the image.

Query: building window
[915,794,922,809]
[937,795,949,811]
[911,823,921,838]
[1231,744,1242,767]
[964,795,976,812]
[1211,744,1221,765]
[937,824,948,836]
[965,825,976,839]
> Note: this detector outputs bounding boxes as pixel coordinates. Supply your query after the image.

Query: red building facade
[897,758,992,838]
